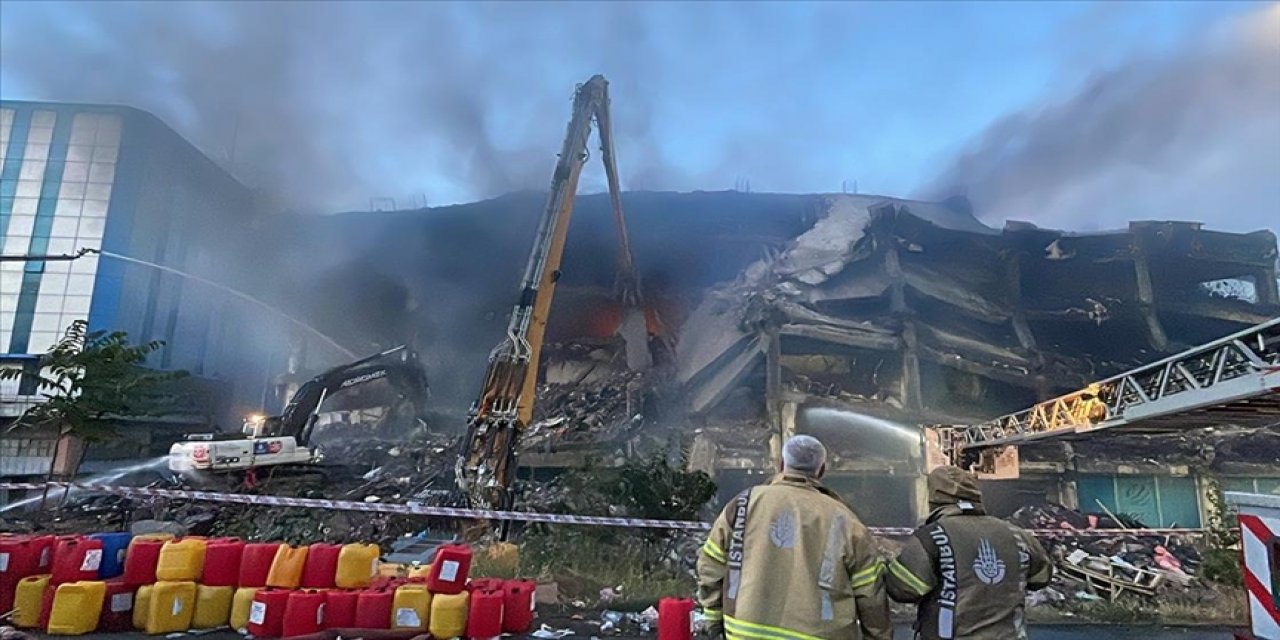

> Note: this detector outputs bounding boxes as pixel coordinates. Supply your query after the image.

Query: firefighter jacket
[885,467,1053,640]
[696,473,892,640]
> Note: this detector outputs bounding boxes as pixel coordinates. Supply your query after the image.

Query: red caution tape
[0,482,1203,537]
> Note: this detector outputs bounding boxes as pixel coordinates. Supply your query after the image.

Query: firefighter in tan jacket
[696,435,892,640]
[885,466,1053,640]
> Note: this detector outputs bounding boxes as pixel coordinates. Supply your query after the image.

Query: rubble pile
[1009,503,1204,604]
[526,369,649,452]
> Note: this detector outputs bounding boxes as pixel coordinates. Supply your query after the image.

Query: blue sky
[1,1,1275,231]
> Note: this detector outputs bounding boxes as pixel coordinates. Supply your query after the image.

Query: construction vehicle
[456,74,658,509]
[169,345,429,473]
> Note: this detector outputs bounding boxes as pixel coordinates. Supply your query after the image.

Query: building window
[1223,477,1280,496]
[1077,474,1202,528]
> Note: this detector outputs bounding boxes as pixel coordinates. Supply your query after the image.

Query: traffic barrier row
[0,481,1208,537]
[1,532,537,637]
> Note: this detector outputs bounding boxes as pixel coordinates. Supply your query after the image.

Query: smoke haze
[924,4,1280,232]
[1,1,1275,231]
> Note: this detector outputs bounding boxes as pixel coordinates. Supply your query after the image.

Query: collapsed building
[246,190,1280,528]
[509,194,1280,527]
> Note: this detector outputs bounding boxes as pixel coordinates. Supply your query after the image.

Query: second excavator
[456,75,663,510]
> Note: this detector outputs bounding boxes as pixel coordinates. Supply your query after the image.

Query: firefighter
[696,435,892,640]
[885,465,1053,639]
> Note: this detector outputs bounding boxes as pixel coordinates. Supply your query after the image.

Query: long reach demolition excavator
[456,74,661,510]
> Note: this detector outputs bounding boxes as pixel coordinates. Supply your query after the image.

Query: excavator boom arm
[459,75,644,508]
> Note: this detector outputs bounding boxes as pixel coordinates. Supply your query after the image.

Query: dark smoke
[924,5,1280,232]
[0,2,691,209]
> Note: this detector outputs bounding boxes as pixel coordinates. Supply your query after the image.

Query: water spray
[0,247,356,358]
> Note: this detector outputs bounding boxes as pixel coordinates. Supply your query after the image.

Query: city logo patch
[769,510,797,549]
[973,538,1006,585]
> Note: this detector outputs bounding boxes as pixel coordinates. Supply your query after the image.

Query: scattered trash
[531,624,576,639]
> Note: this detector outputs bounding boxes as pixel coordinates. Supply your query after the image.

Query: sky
[0,1,1276,233]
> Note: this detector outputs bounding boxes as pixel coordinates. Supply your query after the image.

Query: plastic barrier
[132,584,153,630]
[301,542,340,588]
[354,588,394,630]
[503,579,537,634]
[467,588,504,639]
[146,580,196,634]
[48,580,107,635]
[230,586,259,631]
[122,537,165,586]
[335,543,379,589]
[392,583,432,630]
[658,597,695,640]
[266,544,309,589]
[11,585,35,632]
[282,589,326,636]
[192,584,234,629]
[202,537,244,587]
[88,532,131,579]
[239,542,280,588]
[0,535,52,614]
[97,579,136,632]
[50,536,104,585]
[322,588,358,629]
[248,587,291,638]
[155,538,206,582]
[427,544,472,595]
[430,591,469,639]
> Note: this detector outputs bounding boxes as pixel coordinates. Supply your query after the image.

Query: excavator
[456,74,663,510]
[169,345,429,474]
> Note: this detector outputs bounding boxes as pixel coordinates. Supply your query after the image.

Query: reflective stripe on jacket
[696,473,892,640]
[885,503,1053,640]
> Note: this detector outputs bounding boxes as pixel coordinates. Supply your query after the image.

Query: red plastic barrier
[427,544,471,595]
[658,597,695,640]
[50,536,103,585]
[97,579,137,632]
[503,580,537,634]
[239,543,281,588]
[248,588,291,638]
[354,589,394,630]
[203,538,244,587]
[301,543,341,588]
[122,537,165,586]
[323,589,358,629]
[468,578,504,592]
[467,588,503,639]
[0,535,53,614]
[38,582,56,630]
[283,589,327,637]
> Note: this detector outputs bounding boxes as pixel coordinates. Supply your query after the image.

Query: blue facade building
[0,100,287,428]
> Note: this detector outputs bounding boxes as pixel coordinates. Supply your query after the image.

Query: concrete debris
[1009,502,1203,602]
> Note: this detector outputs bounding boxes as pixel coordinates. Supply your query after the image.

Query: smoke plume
[924,4,1280,232]
[0,2,696,210]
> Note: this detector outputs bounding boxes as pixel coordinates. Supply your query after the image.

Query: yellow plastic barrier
[132,584,153,630]
[47,580,108,636]
[192,584,234,629]
[155,538,207,582]
[391,583,432,630]
[429,591,469,639]
[146,581,196,634]
[229,587,259,631]
[336,543,380,588]
[12,574,51,629]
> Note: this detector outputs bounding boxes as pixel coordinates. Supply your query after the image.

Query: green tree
[1200,477,1243,585]
[1,320,187,454]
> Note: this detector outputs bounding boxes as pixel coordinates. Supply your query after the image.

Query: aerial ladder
[456,75,657,510]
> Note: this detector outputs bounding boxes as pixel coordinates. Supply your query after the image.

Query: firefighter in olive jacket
[885,466,1053,640]
[696,435,892,640]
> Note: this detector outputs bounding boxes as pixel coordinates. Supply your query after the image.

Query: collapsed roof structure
[671,196,1277,470]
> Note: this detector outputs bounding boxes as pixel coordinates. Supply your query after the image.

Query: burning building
[259,190,1279,527]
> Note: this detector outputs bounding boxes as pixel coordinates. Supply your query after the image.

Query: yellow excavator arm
[457,75,647,509]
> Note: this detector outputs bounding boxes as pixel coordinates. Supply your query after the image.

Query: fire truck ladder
[934,316,1280,464]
